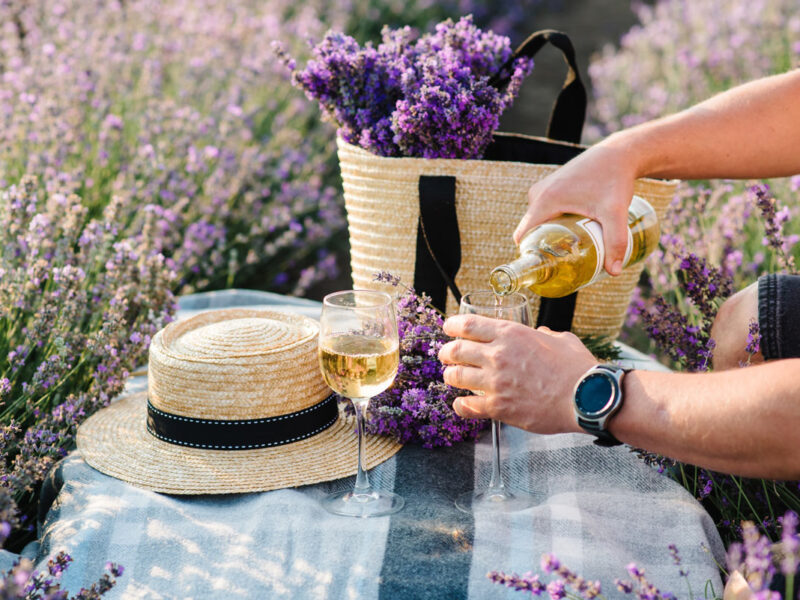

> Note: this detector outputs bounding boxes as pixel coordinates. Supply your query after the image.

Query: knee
[710,282,763,370]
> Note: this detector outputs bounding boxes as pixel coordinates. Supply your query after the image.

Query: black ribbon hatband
[146,395,338,450]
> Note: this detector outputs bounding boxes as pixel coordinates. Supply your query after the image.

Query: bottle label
[623,228,634,267]
[576,218,634,285]
[576,218,605,286]
[628,195,652,220]
[624,195,652,266]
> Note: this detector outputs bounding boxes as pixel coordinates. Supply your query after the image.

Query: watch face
[575,372,616,416]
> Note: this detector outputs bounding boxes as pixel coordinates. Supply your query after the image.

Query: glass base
[322,489,405,518]
[455,487,536,513]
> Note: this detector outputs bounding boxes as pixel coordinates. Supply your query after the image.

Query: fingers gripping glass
[454,291,536,513]
[318,290,404,517]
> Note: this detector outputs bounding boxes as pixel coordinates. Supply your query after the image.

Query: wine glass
[317,290,404,517]
[454,290,537,513]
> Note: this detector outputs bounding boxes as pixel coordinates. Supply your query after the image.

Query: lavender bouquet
[278,16,533,159]
[357,273,488,447]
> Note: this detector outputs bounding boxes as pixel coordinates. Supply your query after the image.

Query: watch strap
[577,416,622,447]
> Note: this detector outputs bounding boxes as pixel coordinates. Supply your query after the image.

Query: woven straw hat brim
[77,392,403,495]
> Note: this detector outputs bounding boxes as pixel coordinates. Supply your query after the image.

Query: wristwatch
[572,364,629,447]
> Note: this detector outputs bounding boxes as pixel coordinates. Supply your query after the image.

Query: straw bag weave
[338,30,678,341]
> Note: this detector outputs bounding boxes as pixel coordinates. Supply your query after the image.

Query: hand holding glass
[317,290,404,517]
[455,291,536,513]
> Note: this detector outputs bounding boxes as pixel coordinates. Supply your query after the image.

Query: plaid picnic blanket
[21,290,725,598]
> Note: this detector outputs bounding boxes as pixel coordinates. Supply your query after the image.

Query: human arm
[517,68,800,276]
[614,362,799,480]
[438,314,800,480]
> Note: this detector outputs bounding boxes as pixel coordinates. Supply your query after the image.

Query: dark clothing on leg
[758,273,800,360]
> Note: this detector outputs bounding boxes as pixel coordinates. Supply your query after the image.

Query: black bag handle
[490,29,586,144]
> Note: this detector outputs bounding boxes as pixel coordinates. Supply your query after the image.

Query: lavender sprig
[487,570,546,595]
[490,524,797,599]
[726,513,800,595]
[751,184,798,274]
[635,296,715,373]
[0,550,123,599]
[739,319,761,368]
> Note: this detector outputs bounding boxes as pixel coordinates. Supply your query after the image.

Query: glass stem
[488,419,505,492]
[351,398,372,496]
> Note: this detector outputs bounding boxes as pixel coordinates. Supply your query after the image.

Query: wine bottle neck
[490,253,552,295]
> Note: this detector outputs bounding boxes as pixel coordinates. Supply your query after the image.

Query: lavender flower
[751,184,798,273]
[739,319,762,367]
[779,511,799,576]
[635,296,715,373]
[677,253,734,323]
[487,570,546,595]
[491,552,685,600]
[545,580,566,600]
[539,553,602,598]
[727,519,777,592]
[745,320,762,356]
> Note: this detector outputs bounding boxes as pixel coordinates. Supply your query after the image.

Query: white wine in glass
[455,291,537,513]
[318,290,404,517]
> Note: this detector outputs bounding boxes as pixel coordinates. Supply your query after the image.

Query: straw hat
[77,308,402,494]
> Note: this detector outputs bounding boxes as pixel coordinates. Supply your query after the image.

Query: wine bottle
[490,195,659,298]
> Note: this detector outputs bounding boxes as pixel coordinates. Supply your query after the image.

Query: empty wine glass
[454,291,537,513]
[318,290,404,517]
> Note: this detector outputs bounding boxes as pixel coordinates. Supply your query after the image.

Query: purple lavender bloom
[487,570,546,595]
[636,296,715,373]
[731,520,776,591]
[678,253,734,322]
[751,184,798,273]
[546,580,566,599]
[745,320,761,356]
[614,579,634,593]
[779,511,799,575]
[540,554,560,573]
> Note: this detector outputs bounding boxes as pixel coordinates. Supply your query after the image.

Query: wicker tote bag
[337,30,677,340]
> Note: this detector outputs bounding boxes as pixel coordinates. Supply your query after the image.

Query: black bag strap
[414,176,462,312]
[490,29,586,144]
